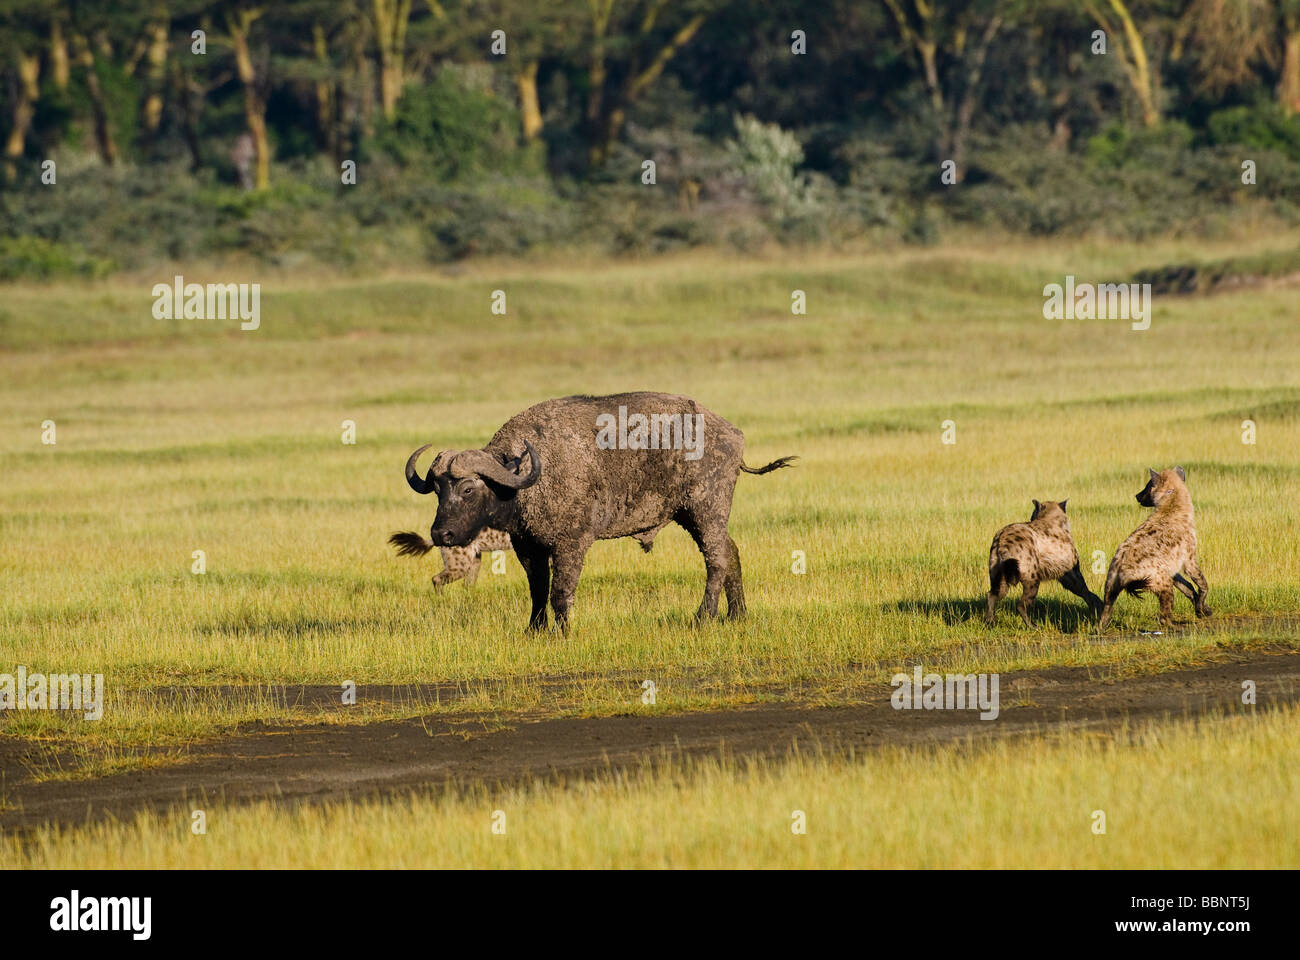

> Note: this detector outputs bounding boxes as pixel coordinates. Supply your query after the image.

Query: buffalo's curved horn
[404,443,436,494]
[468,439,542,490]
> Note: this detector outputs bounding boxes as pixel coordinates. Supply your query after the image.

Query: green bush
[1206,102,1300,160]
[372,66,532,180]
[0,236,114,281]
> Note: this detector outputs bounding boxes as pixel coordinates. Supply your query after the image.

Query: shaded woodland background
[2,0,1300,278]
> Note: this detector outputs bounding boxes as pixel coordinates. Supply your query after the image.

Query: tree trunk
[73,34,119,166]
[1088,0,1159,127]
[584,0,613,167]
[3,51,40,182]
[142,19,169,136]
[228,9,269,190]
[176,65,205,171]
[1281,18,1300,116]
[516,60,543,142]
[50,18,70,90]
[313,23,335,153]
[373,0,411,120]
[587,10,706,170]
[950,15,1002,182]
[883,0,946,156]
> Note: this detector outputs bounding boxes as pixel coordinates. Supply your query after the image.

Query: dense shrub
[2,105,1298,282]
[372,66,532,181]
[0,236,114,281]
[1205,102,1300,160]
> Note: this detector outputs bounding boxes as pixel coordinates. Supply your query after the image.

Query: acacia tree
[140,4,169,136]
[882,0,1007,181]
[582,0,712,170]
[472,0,584,148]
[1,15,42,181]
[372,0,415,119]
[1283,0,1300,113]
[1082,0,1167,127]
[225,3,269,188]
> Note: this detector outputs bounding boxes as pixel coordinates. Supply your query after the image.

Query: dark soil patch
[1,650,1296,834]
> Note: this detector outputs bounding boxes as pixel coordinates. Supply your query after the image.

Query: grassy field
[2,231,1299,763]
[6,703,1296,869]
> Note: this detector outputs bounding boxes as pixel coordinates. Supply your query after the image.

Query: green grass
[6,703,1295,869]
[3,233,1300,759]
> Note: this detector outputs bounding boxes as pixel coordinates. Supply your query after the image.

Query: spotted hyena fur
[1098,467,1210,629]
[432,528,513,588]
[986,499,1102,626]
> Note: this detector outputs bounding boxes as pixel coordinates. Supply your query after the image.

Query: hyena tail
[741,455,798,475]
[389,531,436,557]
[990,558,1019,590]
[1123,578,1151,597]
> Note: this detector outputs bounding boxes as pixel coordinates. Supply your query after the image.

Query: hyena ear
[1032,499,1041,513]
[1059,499,1068,512]
[1149,467,1159,481]
[1174,465,1186,482]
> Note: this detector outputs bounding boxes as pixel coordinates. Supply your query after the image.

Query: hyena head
[1135,466,1187,507]
[1030,499,1068,524]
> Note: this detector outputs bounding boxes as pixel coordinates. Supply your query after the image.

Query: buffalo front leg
[548,542,590,636]
[514,541,551,631]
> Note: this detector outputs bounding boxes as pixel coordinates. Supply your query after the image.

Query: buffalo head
[401,439,541,547]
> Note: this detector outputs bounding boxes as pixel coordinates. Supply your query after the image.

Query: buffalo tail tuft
[741,455,798,475]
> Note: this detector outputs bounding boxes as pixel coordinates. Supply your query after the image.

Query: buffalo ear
[1148,467,1159,481]
[1174,465,1186,482]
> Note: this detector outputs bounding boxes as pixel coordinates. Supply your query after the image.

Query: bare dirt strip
[2,649,1297,833]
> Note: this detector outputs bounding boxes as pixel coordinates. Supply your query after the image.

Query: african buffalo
[389,392,795,632]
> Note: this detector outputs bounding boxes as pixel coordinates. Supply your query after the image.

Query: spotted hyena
[1098,467,1210,629]
[425,528,513,588]
[986,499,1102,626]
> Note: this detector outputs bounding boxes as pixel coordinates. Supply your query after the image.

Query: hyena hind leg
[1097,577,1124,631]
[986,564,1011,625]
[1060,564,1103,619]
[1018,578,1040,628]
[1153,575,1176,626]
[1180,559,1212,618]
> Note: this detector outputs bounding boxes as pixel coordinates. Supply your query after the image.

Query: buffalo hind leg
[677,512,730,621]
[515,541,551,631]
[722,536,746,620]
